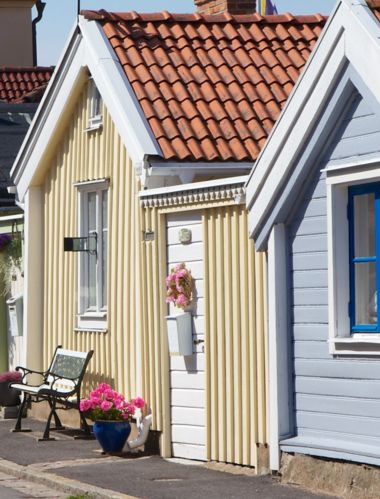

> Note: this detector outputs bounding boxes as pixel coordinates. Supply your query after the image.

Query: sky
[35,0,337,66]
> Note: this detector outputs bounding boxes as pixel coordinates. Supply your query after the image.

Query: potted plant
[0,371,22,406]
[80,383,145,453]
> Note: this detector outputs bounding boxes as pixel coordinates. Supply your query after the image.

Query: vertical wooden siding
[43,82,139,397]
[203,205,267,467]
[139,206,169,442]
[140,202,268,465]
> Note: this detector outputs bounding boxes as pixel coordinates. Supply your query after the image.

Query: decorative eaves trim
[140,179,246,209]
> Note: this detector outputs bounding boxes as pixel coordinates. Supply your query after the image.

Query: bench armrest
[15,366,47,383]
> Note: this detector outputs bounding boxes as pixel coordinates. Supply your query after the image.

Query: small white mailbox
[166,312,193,356]
[7,294,23,337]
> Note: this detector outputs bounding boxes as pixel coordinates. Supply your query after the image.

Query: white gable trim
[11,26,84,200]
[79,17,161,164]
[246,0,380,247]
[11,17,162,201]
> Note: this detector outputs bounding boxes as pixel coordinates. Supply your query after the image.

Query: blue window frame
[348,183,380,333]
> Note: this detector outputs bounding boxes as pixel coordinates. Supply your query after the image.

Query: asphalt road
[0,419,334,499]
[55,456,333,499]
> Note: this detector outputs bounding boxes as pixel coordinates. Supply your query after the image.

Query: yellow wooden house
[10,1,325,472]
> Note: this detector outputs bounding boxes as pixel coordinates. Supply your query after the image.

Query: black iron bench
[10,345,94,441]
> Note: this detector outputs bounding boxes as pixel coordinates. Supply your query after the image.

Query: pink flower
[132,396,145,409]
[89,396,102,409]
[104,389,116,400]
[79,399,92,412]
[176,294,188,307]
[123,402,136,415]
[100,400,113,411]
[97,383,111,394]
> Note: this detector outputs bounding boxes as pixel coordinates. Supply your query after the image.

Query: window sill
[84,123,103,133]
[77,312,107,332]
[329,336,380,355]
[75,327,108,334]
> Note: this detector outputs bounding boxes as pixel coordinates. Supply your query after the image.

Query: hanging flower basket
[165,263,193,309]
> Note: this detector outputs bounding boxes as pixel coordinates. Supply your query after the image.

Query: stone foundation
[281,453,380,499]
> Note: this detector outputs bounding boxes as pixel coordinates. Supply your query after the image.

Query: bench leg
[48,399,65,431]
[38,397,57,441]
[12,394,32,433]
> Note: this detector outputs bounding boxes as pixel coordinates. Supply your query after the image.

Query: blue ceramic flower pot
[93,421,131,453]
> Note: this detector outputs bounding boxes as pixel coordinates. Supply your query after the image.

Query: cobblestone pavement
[0,471,66,498]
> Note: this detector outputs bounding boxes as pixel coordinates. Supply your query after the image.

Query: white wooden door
[167,211,206,461]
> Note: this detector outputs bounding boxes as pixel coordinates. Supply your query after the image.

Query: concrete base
[0,406,19,419]
[281,452,380,499]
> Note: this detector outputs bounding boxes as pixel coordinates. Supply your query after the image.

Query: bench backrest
[46,347,93,393]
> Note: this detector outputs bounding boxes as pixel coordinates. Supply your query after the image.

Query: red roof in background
[0,67,54,104]
[82,11,326,162]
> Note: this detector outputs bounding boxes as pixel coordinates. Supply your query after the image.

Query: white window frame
[86,78,103,131]
[75,179,109,331]
[326,159,380,355]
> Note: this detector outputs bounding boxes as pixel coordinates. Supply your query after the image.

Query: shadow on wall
[82,372,115,394]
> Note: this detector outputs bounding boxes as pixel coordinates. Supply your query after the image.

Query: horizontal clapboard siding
[289,91,380,461]
[167,212,206,461]
[328,94,380,164]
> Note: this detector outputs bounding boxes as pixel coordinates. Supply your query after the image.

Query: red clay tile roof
[0,67,54,104]
[82,11,326,162]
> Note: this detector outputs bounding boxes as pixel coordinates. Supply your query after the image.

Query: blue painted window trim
[348,183,380,333]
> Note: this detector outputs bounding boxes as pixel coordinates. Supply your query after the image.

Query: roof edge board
[246,0,380,243]
[148,161,253,169]
[79,16,162,164]
[254,71,357,249]
[246,29,347,239]
[139,174,248,198]
[245,0,344,194]
[11,26,84,200]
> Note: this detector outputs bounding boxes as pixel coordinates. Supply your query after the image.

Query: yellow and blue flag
[258,0,278,14]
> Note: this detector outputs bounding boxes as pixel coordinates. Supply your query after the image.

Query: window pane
[87,192,97,310]
[355,262,377,325]
[102,191,108,229]
[87,252,97,309]
[88,193,97,232]
[354,193,375,258]
[102,230,107,307]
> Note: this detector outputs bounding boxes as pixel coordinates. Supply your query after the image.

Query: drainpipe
[32,1,46,66]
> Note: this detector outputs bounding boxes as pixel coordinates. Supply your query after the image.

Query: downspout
[32,1,46,66]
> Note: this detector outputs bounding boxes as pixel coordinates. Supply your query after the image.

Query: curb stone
[0,458,138,499]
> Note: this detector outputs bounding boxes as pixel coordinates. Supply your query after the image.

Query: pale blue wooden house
[246,0,380,471]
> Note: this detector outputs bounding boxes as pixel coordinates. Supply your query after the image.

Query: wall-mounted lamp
[64,234,97,255]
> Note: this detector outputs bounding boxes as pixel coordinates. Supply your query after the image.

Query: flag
[258,0,278,15]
